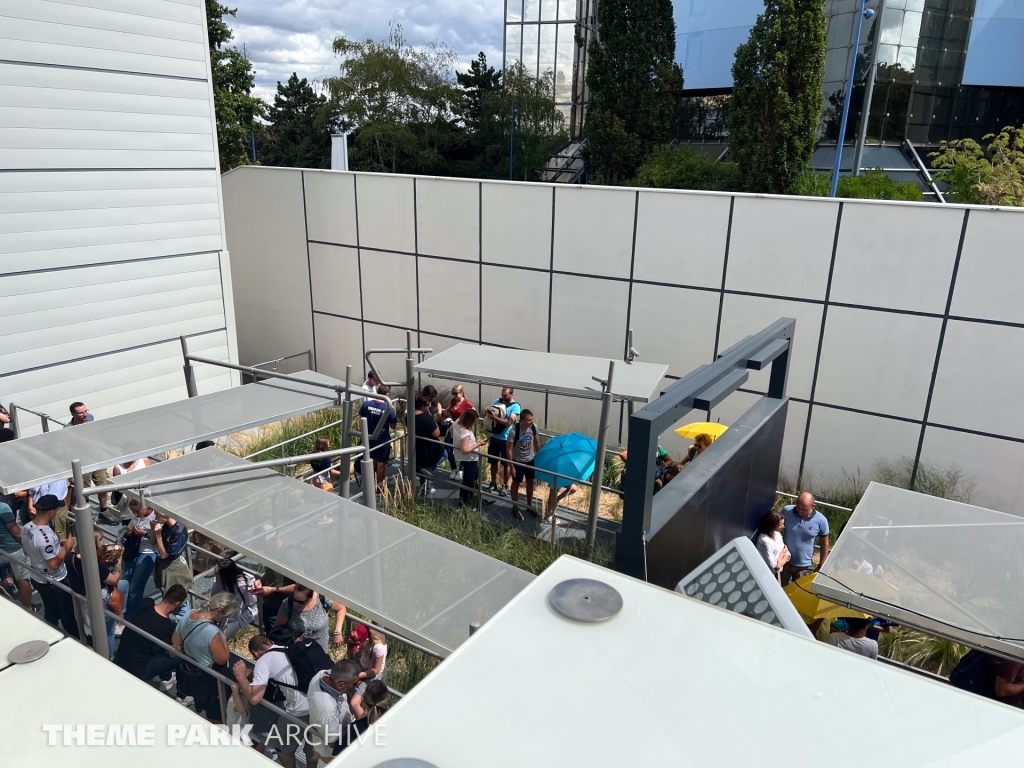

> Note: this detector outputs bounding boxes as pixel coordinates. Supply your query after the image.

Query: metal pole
[340,365,353,499]
[360,417,376,510]
[830,0,871,197]
[508,97,517,181]
[71,459,110,659]
[852,0,884,177]
[585,361,615,559]
[9,404,20,439]
[180,335,198,398]
[307,348,314,371]
[469,621,481,636]
[406,331,416,489]
[40,414,49,433]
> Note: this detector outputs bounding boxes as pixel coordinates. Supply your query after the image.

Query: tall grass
[880,627,969,677]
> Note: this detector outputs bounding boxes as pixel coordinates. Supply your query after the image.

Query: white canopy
[414,344,668,402]
[335,555,1024,767]
[0,370,345,494]
[816,482,1024,661]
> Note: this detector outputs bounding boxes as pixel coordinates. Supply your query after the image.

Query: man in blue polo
[780,492,830,586]
[359,385,397,488]
[485,387,520,498]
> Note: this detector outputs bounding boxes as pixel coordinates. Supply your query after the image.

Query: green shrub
[790,168,924,201]
[634,146,742,191]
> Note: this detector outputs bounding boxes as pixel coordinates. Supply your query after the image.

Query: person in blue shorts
[485,388,520,498]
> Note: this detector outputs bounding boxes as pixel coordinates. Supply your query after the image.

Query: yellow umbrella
[784,574,870,623]
[674,422,728,441]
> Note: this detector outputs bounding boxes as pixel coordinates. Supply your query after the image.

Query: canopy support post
[360,417,376,510]
[586,361,615,559]
[340,365,353,499]
[180,335,198,398]
[406,331,416,489]
[72,458,110,659]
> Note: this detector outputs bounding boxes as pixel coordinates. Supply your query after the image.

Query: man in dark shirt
[413,396,442,494]
[992,656,1024,707]
[359,385,397,486]
[114,584,187,682]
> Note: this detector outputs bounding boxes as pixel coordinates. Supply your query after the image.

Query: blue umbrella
[534,432,598,490]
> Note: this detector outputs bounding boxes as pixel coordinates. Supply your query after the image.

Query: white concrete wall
[0,0,237,435]
[223,166,1024,516]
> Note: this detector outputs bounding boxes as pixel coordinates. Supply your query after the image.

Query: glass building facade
[825,0,1024,147]
[503,0,596,138]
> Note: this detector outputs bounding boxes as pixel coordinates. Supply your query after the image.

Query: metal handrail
[250,349,313,372]
[775,491,854,514]
[243,417,349,460]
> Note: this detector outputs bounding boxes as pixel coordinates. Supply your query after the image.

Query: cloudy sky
[227,0,505,100]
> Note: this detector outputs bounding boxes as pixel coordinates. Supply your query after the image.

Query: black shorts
[370,442,392,463]
[512,459,535,481]
[487,438,507,461]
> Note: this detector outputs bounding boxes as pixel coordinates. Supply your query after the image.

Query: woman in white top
[211,559,261,639]
[755,510,790,582]
[451,409,487,506]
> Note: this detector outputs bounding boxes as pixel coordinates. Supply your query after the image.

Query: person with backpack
[233,634,318,768]
[308,659,362,764]
[484,387,521,498]
[507,408,542,515]
[274,584,347,652]
[951,650,1024,705]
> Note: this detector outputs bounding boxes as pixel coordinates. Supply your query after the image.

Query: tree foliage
[259,75,333,169]
[634,147,741,191]
[584,0,682,184]
[728,0,827,193]
[205,1,264,171]
[456,52,502,134]
[929,126,1024,206]
[790,169,924,201]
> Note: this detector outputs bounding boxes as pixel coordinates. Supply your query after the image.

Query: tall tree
[260,74,332,169]
[583,0,682,184]
[456,52,501,133]
[728,0,827,194]
[205,1,264,170]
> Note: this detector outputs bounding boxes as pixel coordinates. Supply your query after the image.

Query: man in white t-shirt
[233,634,313,768]
[21,494,79,635]
[307,659,361,763]
[829,617,878,660]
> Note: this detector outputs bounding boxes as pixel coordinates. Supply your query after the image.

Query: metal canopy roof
[335,556,1024,767]
[815,482,1024,661]
[126,449,534,655]
[0,370,344,494]
[414,343,669,402]
[1,599,269,766]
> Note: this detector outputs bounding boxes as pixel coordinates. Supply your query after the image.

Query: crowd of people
[0,399,393,763]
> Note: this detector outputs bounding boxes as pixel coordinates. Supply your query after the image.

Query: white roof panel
[126,449,534,655]
[817,482,1024,661]
[414,343,668,402]
[0,599,269,766]
[336,556,1024,767]
[0,370,344,493]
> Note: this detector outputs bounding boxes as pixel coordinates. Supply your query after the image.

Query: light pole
[508,98,519,181]
[830,1,876,197]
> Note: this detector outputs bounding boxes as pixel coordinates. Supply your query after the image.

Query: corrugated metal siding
[0,0,235,430]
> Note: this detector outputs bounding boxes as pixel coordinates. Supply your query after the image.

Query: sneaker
[114,623,125,637]
[497,486,508,498]
[489,483,498,494]
[159,674,176,693]
[98,508,119,525]
[179,695,195,710]
[449,468,462,481]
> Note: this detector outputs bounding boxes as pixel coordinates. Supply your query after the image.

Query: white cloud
[228,0,506,101]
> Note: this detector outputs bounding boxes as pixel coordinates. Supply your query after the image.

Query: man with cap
[22,494,79,635]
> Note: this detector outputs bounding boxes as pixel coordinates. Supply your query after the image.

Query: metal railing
[250,349,314,374]
[7,402,67,438]
[775,491,854,514]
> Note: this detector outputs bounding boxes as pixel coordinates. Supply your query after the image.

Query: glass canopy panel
[0,371,346,494]
[126,450,534,655]
[816,482,1024,659]
[414,344,669,403]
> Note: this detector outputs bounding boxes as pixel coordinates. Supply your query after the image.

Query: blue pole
[830,0,873,197]
[509,98,517,181]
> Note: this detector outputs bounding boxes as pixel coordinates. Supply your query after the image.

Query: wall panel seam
[0,58,208,83]
[545,186,555,427]
[911,209,971,482]
[798,201,843,485]
[0,249,221,279]
[300,172,317,370]
[0,326,225,380]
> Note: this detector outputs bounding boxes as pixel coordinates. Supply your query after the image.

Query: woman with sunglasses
[271,583,347,652]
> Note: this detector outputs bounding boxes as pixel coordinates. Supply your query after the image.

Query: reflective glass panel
[505,24,523,63]
[541,0,556,21]
[901,11,922,46]
[522,24,540,76]
[524,0,540,22]
[558,0,576,20]
[506,0,522,22]
[555,39,574,100]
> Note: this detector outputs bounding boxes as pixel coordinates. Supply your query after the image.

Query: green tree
[477,63,569,181]
[789,168,924,201]
[457,52,501,133]
[728,0,827,193]
[930,126,1024,206]
[205,1,264,171]
[584,0,683,184]
[634,146,742,191]
[326,23,462,173]
[260,74,333,169]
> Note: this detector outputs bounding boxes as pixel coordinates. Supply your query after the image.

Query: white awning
[816,482,1024,661]
[414,344,668,402]
[0,371,345,494]
[125,449,534,655]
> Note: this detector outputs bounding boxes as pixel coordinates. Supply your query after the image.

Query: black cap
[35,494,61,513]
